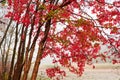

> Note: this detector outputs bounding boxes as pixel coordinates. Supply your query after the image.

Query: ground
[37,63,120,80]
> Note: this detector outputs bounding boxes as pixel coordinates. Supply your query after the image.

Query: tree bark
[22,45,35,80]
[8,22,19,80]
[22,22,43,80]
[12,25,27,80]
[30,44,43,80]
[0,18,12,48]
[31,19,51,80]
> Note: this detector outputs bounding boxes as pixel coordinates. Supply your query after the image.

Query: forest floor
[63,68,120,80]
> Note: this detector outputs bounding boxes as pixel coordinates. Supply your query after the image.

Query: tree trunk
[22,4,39,79]
[12,25,27,80]
[8,22,19,80]
[31,43,44,80]
[12,42,24,80]
[22,46,35,80]
[0,18,12,48]
[31,19,51,80]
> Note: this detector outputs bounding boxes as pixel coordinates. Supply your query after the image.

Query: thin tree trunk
[22,22,43,80]
[0,18,12,48]
[2,50,5,80]
[12,1,32,79]
[5,27,14,68]
[31,19,51,80]
[4,27,14,80]
[22,3,39,80]
[1,37,7,80]
[22,46,35,80]
[30,44,43,80]
[13,3,32,79]
[12,25,24,80]
[13,25,28,80]
[8,22,19,80]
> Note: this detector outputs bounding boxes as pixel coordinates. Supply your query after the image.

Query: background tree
[0,3,15,80]
[0,0,120,80]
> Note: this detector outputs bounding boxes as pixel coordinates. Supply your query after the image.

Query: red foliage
[46,67,66,79]
[6,0,120,79]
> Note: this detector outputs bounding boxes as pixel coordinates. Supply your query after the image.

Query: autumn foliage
[0,0,120,80]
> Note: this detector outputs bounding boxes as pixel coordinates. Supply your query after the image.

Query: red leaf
[92,65,95,69]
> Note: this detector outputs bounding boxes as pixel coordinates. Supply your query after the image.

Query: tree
[0,0,120,80]
[0,4,15,80]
